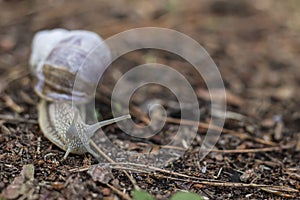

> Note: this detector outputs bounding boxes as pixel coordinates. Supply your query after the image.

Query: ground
[0,0,299,199]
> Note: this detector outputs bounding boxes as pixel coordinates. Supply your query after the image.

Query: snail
[30,29,130,159]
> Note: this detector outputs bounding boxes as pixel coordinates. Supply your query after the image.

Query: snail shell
[30,29,111,104]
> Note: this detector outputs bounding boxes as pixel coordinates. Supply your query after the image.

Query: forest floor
[0,0,299,199]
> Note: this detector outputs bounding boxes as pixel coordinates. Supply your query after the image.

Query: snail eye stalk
[86,114,131,138]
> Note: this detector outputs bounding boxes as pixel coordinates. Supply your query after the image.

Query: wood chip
[1,124,11,135]
[274,121,283,141]
[19,90,37,105]
[2,94,24,113]
[296,133,300,152]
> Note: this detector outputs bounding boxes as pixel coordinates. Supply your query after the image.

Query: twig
[197,182,298,193]
[90,140,115,163]
[129,104,278,147]
[112,163,299,193]
[2,94,24,113]
[110,165,299,197]
[195,144,295,154]
[70,161,218,182]
[153,172,298,195]
[164,117,278,146]
[260,188,297,198]
[130,105,151,125]
[0,114,38,124]
[106,183,131,200]
[70,161,299,197]
[69,166,89,173]
[96,84,277,147]
[6,66,29,83]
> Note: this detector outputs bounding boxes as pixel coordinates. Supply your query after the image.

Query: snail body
[38,100,130,159]
[30,29,130,159]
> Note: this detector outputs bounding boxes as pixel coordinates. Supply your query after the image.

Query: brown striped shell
[30,29,111,104]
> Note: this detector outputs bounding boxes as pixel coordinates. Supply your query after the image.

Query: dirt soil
[0,0,299,199]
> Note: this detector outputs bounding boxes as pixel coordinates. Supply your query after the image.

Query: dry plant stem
[0,63,29,94]
[90,140,115,163]
[109,166,299,197]
[197,182,298,193]
[130,105,151,125]
[164,117,278,146]
[72,162,235,183]
[2,94,24,113]
[116,162,210,181]
[69,162,299,197]
[0,114,38,124]
[126,103,277,146]
[106,184,131,200]
[101,94,278,148]
[112,164,299,192]
[197,144,295,153]
[260,188,297,198]
[69,166,91,173]
[4,63,29,84]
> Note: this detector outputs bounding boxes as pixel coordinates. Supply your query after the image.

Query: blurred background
[1,0,299,126]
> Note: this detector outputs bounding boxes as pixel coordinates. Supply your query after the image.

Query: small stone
[102,188,111,196]
[0,36,16,51]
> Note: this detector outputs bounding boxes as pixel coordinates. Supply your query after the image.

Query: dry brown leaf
[0,164,34,199]
[88,164,114,184]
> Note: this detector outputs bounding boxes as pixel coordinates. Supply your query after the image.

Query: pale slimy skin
[38,99,130,160]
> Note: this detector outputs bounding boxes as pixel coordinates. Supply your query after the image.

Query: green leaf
[132,189,155,200]
[170,191,204,200]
